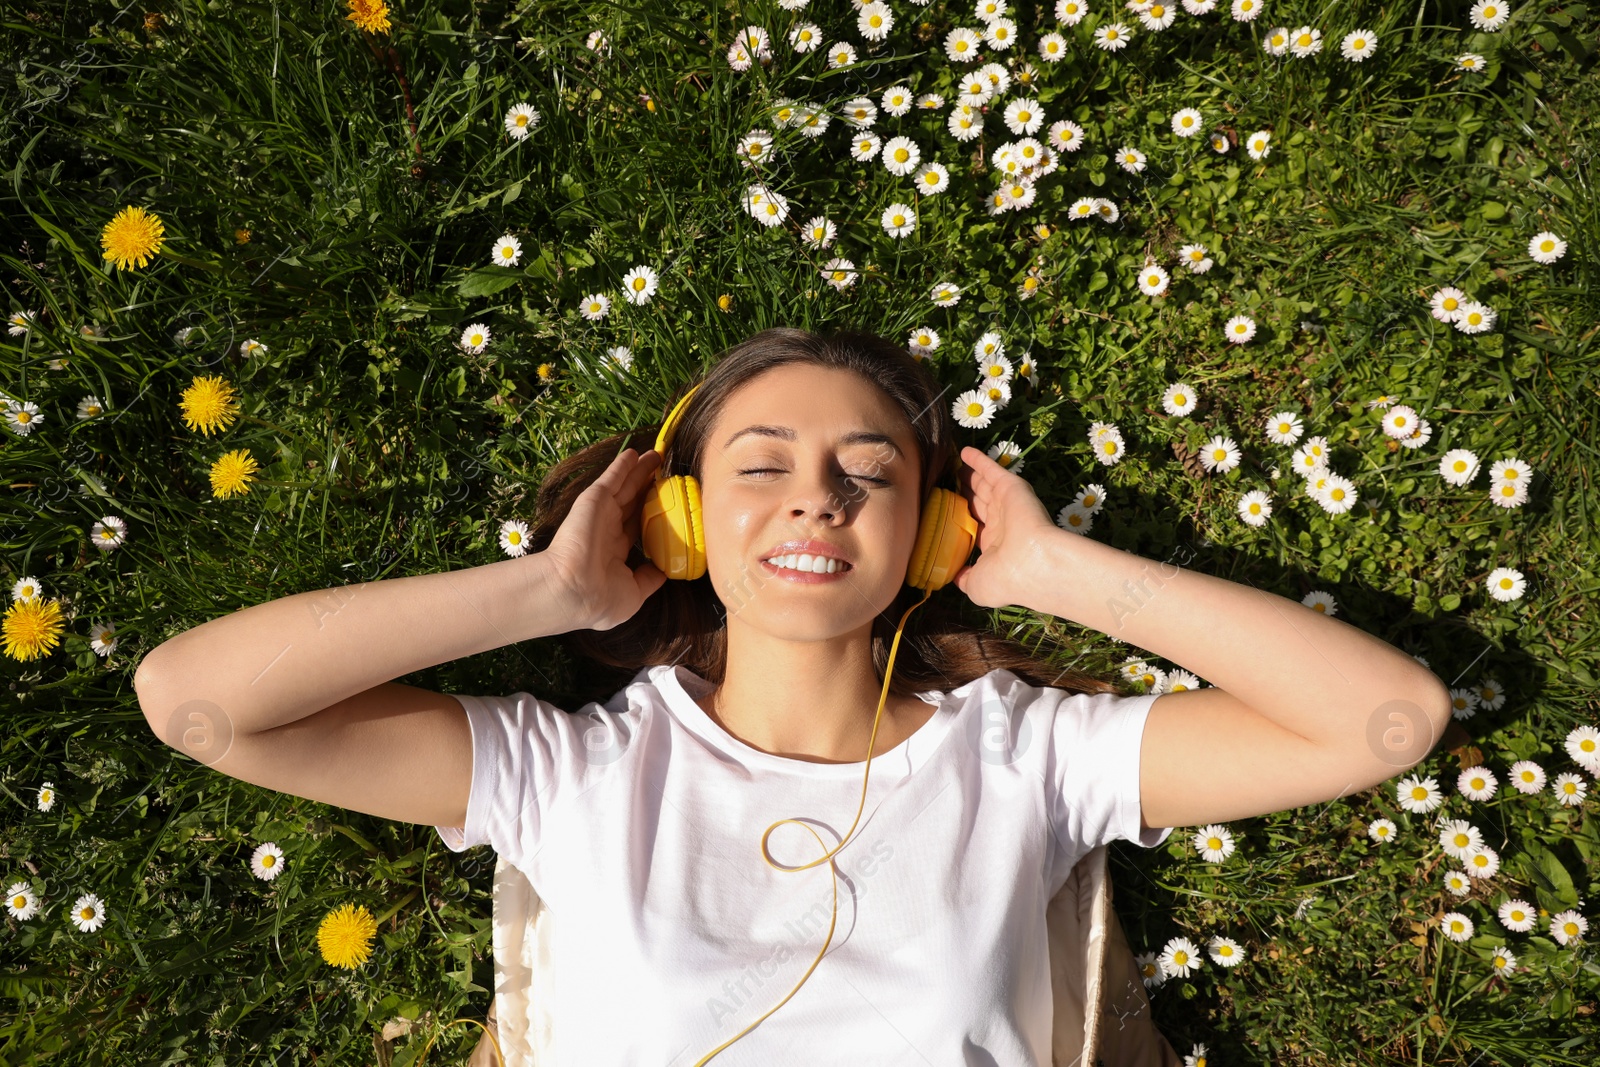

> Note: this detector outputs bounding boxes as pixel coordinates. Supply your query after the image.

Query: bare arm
[133,550,574,738]
[1018,529,1454,829]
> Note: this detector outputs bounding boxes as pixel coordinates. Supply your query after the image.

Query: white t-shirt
[435,663,1172,1066]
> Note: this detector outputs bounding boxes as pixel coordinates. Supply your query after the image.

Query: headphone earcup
[906,487,979,592]
[641,475,707,581]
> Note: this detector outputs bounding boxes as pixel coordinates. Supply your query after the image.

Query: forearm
[1018,529,1452,749]
[135,551,572,735]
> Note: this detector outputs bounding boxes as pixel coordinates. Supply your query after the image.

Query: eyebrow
[722,424,903,459]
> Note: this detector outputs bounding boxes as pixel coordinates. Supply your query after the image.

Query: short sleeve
[433,691,580,870]
[1046,687,1173,858]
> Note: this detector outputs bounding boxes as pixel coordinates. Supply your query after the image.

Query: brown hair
[526,326,1119,707]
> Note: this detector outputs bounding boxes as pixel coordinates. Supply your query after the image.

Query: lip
[760,540,853,565]
[759,558,853,583]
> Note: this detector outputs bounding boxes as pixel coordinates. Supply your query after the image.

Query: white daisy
[7,310,34,336]
[251,841,286,881]
[1237,490,1272,526]
[1301,590,1337,615]
[1469,0,1511,31]
[746,186,789,227]
[1162,382,1198,416]
[1340,29,1378,62]
[1192,824,1235,863]
[1312,473,1358,515]
[789,22,823,52]
[1139,2,1177,30]
[1056,503,1095,534]
[802,215,837,249]
[858,1,894,41]
[1438,448,1479,486]
[1440,825,1484,863]
[1094,22,1133,50]
[736,129,776,167]
[499,517,532,557]
[1208,937,1245,967]
[1158,936,1202,978]
[987,440,1026,474]
[37,781,56,811]
[881,203,917,238]
[914,162,951,195]
[851,132,889,161]
[1549,910,1588,946]
[1566,725,1600,774]
[1291,437,1330,476]
[491,235,523,267]
[1038,31,1069,61]
[579,293,612,321]
[1224,314,1257,344]
[1264,411,1303,445]
[1486,567,1525,602]
[1554,773,1589,807]
[1458,765,1499,801]
[1183,0,1217,13]
[603,345,633,373]
[5,882,39,921]
[974,332,1006,363]
[1263,26,1291,56]
[88,620,117,657]
[1246,129,1272,160]
[1367,817,1397,844]
[1455,53,1487,71]
[1380,405,1421,439]
[881,84,914,116]
[1476,678,1507,711]
[1444,869,1473,896]
[1397,774,1444,813]
[1115,146,1147,173]
[1489,479,1529,509]
[585,29,609,54]
[1058,0,1090,25]
[822,257,858,290]
[1003,97,1045,136]
[1077,483,1107,513]
[841,97,878,129]
[735,26,772,57]
[1231,0,1262,20]
[908,326,941,357]
[90,516,127,551]
[983,17,1018,49]
[882,135,922,176]
[1134,950,1165,989]
[825,41,858,68]
[1464,844,1501,879]
[952,389,998,429]
[1170,108,1203,137]
[1454,301,1496,334]
[1178,243,1212,273]
[1210,132,1230,153]
[621,264,660,304]
[915,93,945,110]
[1498,898,1537,931]
[1449,687,1481,721]
[12,576,43,602]
[931,281,963,306]
[1288,26,1322,57]
[1490,946,1518,975]
[958,72,993,108]
[1049,120,1086,154]
[795,106,832,138]
[1093,198,1121,223]
[4,400,42,436]
[1137,262,1170,296]
[459,322,491,354]
[1430,287,1468,322]
[975,0,1005,20]
[1068,196,1099,221]
[1198,435,1241,473]
[945,26,984,62]
[1440,912,1475,942]
[1508,760,1546,795]
[76,395,106,420]
[504,103,541,140]
[947,104,984,142]
[69,892,107,933]
[980,378,1013,407]
[1527,232,1567,264]
[1090,431,1127,466]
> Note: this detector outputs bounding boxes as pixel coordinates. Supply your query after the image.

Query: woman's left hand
[949,445,1059,610]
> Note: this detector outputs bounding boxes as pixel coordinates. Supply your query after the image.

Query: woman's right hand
[541,446,670,632]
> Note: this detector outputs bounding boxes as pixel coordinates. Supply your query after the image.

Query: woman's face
[696,363,924,641]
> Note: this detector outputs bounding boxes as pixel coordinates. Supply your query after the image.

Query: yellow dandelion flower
[210,449,261,499]
[3,597,66,662]
[346,0,391,34]
[535,363,555,382]
[179,375,241,436]
[716,294,734,312]
[317,903,378,969]
[100,206,166,271]
[235,228,252,245]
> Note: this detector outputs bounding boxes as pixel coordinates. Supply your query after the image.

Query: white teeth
[765,553,846,574]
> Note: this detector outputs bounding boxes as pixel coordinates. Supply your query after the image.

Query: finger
[591,447,636,491]
[617,448,663,503]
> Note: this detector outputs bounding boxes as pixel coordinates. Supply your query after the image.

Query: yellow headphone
[640,380,979,1063]
[420,378,977,1067]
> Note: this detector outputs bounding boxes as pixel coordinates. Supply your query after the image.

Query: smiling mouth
[760,553,853,575]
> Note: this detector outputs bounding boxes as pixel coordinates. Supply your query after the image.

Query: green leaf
[501,180,523,207]
[457,269,522,297]
[1480,200,1507,220]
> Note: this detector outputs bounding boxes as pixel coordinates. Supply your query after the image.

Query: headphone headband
[655,382,703,459]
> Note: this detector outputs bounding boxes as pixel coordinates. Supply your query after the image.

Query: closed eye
[737,468,890,486]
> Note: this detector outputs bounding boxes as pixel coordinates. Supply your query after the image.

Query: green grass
[2,0,1598,1063]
